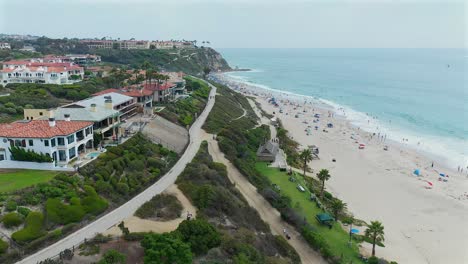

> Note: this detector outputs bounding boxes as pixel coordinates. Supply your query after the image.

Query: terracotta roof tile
[0,120,93,138]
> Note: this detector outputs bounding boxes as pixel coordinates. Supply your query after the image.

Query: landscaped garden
[0,133,178,264]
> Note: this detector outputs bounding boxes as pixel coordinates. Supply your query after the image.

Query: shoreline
[211,74,468,264]
[211,73,467,172]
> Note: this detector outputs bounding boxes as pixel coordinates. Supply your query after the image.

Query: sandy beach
[215,76,468,264]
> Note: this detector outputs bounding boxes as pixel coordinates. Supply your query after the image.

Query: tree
[141,233,192,264]
[203,67,211,79]
[317,169,331,199]
[365,221,385,256]
[175,219,221,255]
[97,249,126,264]
[299,149,313,177]
[330,198,347,221]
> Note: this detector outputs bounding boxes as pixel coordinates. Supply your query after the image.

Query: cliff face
[95,47,231,76]
[192,47,231,72]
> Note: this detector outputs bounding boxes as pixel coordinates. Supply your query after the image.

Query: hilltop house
[0,60,84,86]
[0,119,93,166]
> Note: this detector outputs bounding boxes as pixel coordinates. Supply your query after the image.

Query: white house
[0,42,11,49]
[0,61,84,86]
[0,118,93,166]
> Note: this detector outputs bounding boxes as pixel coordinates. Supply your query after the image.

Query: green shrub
[9,146,53,163]
[174,219,221,255]
[17,207,31,217]
[134,193,182,220]
[11,212,46,243]
[368,256,379,264]
[81,186,108,215]
[0,239,8,254]
[2,212,23,228]
[45,198,85,225]
[5,200,17,211]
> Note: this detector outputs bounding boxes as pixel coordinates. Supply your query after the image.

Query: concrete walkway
[17,83,217,264]
[202,131,326,264]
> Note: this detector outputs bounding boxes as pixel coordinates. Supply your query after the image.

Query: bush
[2,212,23,228]
[141,233,192,264]
[46,198,86,225]
[5,200,17,211]
[17,207,31,217]
[368,256,379,264]
[175,219,221,255]
[81,186,108,215]
[97,249,126,264]
[134,193,183,220]
[0,239,8,254]
[9,146,53,163]
[11,212,46,243]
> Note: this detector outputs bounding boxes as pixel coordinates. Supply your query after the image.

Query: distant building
[0,119,94,165]
[80,39,195,50]
[256,141,279,162]
[19,45,36,52]
[42,54,101,65]
[0,60,84,86]
[80,40,150,50]
[0,42,11,49]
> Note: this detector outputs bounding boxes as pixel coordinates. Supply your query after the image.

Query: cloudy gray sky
[0,0,465,48]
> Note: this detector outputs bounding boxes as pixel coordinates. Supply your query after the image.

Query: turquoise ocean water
[218,48,468,169]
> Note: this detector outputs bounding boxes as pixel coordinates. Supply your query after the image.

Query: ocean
[218,48,468,169]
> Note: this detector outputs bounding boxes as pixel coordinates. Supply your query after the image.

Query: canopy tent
[316,213,334,224]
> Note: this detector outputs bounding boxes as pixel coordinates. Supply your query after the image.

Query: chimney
[105,99,113,110]
[49,117,56,127]
[64,114,71,121]
[90,103,97,112]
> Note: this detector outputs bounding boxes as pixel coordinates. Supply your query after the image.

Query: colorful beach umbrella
[413,169,420,176]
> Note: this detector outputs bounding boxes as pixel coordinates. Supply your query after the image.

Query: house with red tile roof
[0,118,94,166]
[0,59,84,86]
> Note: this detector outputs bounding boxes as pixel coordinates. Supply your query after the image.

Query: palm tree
[317,169,331,199]
[299,149,313,177]
[141,61,152,85]
[365,221,385,256]
[330,199,347,221]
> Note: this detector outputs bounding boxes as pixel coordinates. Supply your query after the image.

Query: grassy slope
[256,163,362,263]
[0,170,58,193]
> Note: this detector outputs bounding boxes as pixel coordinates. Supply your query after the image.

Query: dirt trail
[103,185,196,236]
[201,131,326,264]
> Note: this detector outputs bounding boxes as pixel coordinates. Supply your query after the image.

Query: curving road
[17,83,217,264]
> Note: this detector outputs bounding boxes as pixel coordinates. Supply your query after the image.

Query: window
[58,150,67,161]
[28,139,33,146]
[51,138,56,147]
[0,154,4,161]
[68,147,76,159]
[44,140,49,147]
[39,112,43,116]
[67,134,75,144]
[58,137,65,146]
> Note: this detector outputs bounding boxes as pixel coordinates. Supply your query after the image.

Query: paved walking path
[202,131,326,264]
[17,83,217,264]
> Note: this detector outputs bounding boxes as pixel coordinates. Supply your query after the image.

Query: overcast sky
[0,0,465,48]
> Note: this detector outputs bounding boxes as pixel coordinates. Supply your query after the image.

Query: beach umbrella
[413,169,420,176]
[439,173,445,177]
